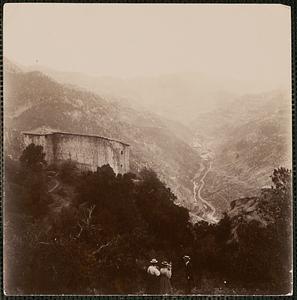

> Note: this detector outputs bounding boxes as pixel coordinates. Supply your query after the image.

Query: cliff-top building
[22,131,130,174]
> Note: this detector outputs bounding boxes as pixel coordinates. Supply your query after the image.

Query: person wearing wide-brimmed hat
[159,261,173,294]
[146,258,160,294]
[183,255,194,294]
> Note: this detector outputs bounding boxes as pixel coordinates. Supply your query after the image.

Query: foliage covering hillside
[4,145,292,295]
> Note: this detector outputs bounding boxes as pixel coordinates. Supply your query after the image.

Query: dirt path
[47,171,60,193]
[48,178,60,193]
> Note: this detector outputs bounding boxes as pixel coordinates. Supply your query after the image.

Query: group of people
[146,255,194,294]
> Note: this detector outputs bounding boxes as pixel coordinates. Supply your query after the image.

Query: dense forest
[4,144,292,295]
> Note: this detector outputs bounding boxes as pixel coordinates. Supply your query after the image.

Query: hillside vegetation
[4,145,292,295]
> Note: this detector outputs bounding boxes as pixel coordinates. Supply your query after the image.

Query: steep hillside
[190,91,291,215]
[4,65,201,209]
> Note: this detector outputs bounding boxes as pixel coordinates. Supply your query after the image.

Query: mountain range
[4,58,292,219]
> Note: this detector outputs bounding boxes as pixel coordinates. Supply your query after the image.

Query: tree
[59,160,79,184]
[271,167,291,194]
[20,143,46,171]
[136,168,192,247]
[18,144,50,216]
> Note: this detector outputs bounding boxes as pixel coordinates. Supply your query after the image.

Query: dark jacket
[184,261,194,293]
[185,261,194,281]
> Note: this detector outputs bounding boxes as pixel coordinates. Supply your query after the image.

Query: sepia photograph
[3,3,293,295]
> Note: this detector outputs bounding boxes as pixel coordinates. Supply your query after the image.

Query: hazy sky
[4,3,291,90]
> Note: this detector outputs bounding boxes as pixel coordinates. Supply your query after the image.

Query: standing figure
[183,255,194,294]
[159,261,173,294]
[146,258,160,294]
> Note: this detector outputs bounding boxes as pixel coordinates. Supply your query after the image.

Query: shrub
[59,160,79,184]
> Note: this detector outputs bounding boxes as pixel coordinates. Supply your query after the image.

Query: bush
[20,143,46,171]
[59,160,79,184]
[5,145,50,217]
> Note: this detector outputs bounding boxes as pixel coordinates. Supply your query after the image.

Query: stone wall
[52,133,129,174]
[23,132,129,174]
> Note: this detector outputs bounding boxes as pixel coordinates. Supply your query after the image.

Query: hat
[150,258,158,264]
[183,255,190,260]
[162,261,172,268]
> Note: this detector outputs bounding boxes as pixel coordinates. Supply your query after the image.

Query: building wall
[52,133,129,174]
[23,133,129,174]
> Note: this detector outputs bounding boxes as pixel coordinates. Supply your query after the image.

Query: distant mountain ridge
[10,59,287,127]
[7,60,241,125]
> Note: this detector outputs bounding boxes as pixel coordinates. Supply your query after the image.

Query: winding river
[192,146,218,223]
